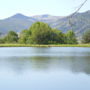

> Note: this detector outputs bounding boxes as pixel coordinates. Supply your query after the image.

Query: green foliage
[28,22,67,44]
[0,38,4,44]
[4,31,18,43]
[82,29,90,43]
[50,29,65,44]
[29,22,52,44]
[18,29,31,44]
[0,22,78,45]
[65,30,77,44]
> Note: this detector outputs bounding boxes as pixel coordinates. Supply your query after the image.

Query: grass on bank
[0,44,90,47]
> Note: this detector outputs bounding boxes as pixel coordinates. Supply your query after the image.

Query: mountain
[51,10,90,35]
[0,14,36,34]
[0,10,90,36]
[32,14,64,23]
[7,13,30,19]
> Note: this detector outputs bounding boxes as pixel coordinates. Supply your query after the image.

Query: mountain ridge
[0,10,90,36]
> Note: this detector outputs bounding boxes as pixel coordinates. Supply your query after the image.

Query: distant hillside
[32,14,64,23]
[0,10,90,36]
[0,14,36,34]
[50,10,90,35]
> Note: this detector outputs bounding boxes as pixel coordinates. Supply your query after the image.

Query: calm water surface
[0,47,90,90]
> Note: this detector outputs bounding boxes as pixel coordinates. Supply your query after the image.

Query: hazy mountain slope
[32,14,64,23]
[51,11,90,35]
[0,11,90,36]
[0,14,36,34]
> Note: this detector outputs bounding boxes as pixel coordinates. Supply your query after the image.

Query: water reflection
[0,47,90,75]
[0,47,90,90]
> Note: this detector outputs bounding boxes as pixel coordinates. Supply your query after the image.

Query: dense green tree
[82,29,90,43]
[65,30,77,44]
[0,38,4,43]
[0,22,79,45]
[4,31,18,43]
[50,29,65,44]
[18,29,31,44]
[29,22,52,44]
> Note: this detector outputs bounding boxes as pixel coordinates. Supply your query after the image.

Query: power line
[71,0,88,16]
[69,0,88,28]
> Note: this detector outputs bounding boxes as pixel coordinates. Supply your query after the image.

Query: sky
[0,0,90,19]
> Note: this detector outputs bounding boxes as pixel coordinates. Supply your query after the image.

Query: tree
[29,22,52,44]
[65,30,77,44]
[18,29,31,44]
[50,29,65,44]
[82,29,90,43]
[4,31,18,43]
[0,38,4,44]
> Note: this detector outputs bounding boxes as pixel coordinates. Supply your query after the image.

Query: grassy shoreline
[0,44,90,47]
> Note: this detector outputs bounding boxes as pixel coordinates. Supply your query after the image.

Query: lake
[0,47,90,90]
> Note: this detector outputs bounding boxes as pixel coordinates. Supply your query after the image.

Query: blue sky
[0,0,89,19]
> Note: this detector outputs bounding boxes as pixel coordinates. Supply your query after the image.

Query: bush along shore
[0,22,90,46]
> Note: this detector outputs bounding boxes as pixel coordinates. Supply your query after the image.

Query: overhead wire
[68,0,88,29]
